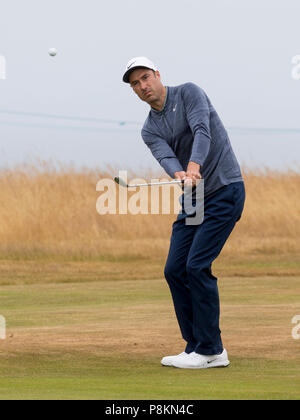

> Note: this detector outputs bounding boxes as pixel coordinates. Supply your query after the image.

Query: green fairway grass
[0,260,300,400]
[0,355,299,400]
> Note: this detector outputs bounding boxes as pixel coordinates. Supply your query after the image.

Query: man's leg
[164,219,198,353]
[186,182,245,355]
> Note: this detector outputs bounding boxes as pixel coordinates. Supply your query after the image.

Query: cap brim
[122,66,153,83]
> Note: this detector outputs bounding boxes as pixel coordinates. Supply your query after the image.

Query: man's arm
[143,130,201,184]
[182,83,212,170]
[142,130,184,179]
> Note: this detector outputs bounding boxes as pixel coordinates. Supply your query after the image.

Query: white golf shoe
[172,349,230,369]
[161,352,190,367]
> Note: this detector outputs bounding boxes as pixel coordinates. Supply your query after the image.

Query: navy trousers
[164,182,245,355]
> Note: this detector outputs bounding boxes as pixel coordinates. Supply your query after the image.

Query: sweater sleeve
[142,129,184,178]
[182,83,212,166]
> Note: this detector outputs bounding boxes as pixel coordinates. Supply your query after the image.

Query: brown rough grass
[0,161,299,260]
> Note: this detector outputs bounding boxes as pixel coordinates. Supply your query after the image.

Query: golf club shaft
[126,180,184,187]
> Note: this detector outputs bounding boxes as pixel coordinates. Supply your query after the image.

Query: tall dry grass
[0,161,299,260]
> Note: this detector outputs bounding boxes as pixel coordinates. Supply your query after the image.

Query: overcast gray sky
[0,0,299,172]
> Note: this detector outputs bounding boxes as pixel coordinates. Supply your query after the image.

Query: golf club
[114,177,185,188]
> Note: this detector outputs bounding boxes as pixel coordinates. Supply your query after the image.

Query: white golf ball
[48,48,57,57]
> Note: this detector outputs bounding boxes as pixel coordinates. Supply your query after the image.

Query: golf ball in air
[48,48,57,57]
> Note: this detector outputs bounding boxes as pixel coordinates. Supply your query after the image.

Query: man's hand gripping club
[174,161,202,186]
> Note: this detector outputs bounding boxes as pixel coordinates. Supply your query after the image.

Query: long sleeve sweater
[141,83,243,196]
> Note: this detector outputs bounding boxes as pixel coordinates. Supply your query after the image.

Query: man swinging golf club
[122,57,245,369]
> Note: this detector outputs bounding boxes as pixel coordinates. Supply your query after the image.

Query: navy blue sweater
[141,83,243,196]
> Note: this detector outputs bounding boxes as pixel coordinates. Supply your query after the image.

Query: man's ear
[154,70,161,79]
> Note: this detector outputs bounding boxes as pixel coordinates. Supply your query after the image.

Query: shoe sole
[173,360,230,369]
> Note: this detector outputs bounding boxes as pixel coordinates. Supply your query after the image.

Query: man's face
[129,68,164,106]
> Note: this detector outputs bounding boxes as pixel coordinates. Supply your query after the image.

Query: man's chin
[143,96,156,106]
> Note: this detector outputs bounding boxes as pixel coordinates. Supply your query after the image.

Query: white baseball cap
[123,56,158,83]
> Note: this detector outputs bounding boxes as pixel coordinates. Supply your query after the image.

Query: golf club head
[114,177,128,188]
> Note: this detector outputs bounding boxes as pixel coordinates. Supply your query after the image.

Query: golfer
[123,57,245,369]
